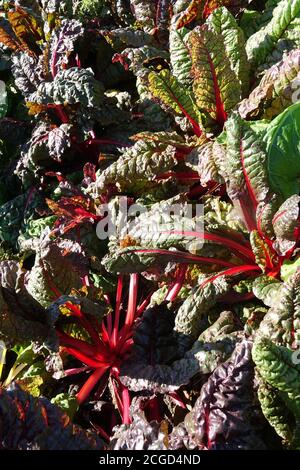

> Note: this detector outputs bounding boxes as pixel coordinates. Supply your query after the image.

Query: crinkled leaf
[25,235,89,307]
[130,0,172,38]
[102,27,154,51]
[120,309,238,394]
[148,69,202,136]
[30,67,104,107]
[281,258,300,282]
[223,112,270,230]
[250,230,276,273]
[0,384,103,450]
[206,7,250,95]
[16,123,72,184]
[109,399,167,450]
[272,194,300,255]
[193,140,225,185]
[257,270,300,348]
[101,246,215,274]
[0,261,57,349]
[0,25,25,54]
[0,193,30,246]
[128,303,180,366]
[174,276,231,343]
[252,275,282,307]
[253,336,300,414]
[174,340,267,450]
[257,375,294,443]
[239,49,300,120]
[174,0,204,29]
[120,330,238,393]
[6,6,43,57]
[11,52,42,97]
[50,393,79,419]
[255,194,280,240]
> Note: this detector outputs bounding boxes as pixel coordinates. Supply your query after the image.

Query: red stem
[63,346,104,369]
[43,270,62,300]
[121,386,131,425]
[240,140,258,212]
[136,292,153,316]
[77,366,109,404]
[106,313,113,337]
[112,275,123,347]
[117,274,139,343]
[101,322,110,345]
[205,41,227,126]
[55,105,69,124]
[57,330,97,357]
[93,425,110,443]
[169,392,187,409]
[124,274,139,329]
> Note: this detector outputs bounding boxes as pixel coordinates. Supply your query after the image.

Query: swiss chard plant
[0,0,300,451]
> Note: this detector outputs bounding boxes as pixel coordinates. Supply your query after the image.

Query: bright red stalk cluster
[57,273,146,424]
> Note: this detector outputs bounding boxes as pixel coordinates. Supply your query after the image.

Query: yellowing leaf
[8,6,43,56]
[175,0,205,29]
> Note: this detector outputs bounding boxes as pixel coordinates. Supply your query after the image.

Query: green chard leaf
[169,27,192,88]
[253,336,300,416]
[223,112,270,230]
[206,6,250,96]
[246,0,300,68]
[257,374,294,443]
[0,261,57,350]
[264,103,300,200]
[148,69,203,137]
[119,308,238,394]
[88,139,178,197]
[189,24,241,127]
[174,276,231,345]
[257,270,300,348]
[0,384,103,449]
